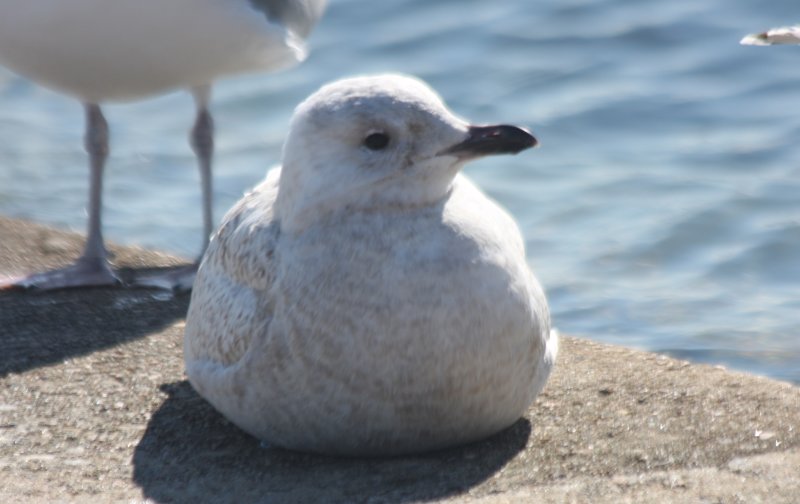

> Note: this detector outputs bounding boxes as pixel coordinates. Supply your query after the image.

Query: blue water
[0,0,798,383]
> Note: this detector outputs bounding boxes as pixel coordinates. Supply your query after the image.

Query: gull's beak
[440,124,538,159]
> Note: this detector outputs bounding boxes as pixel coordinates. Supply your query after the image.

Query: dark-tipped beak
[441,125,538,158]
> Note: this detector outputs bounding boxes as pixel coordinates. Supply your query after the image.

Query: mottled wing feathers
[184,172,281,366]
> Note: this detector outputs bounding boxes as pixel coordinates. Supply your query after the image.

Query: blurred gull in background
[0,0,327,290]
[741,26,800,46]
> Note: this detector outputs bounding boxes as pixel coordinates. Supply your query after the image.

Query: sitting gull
[184,74,559,456]
[0,0,327,290]
[741,26,800,45]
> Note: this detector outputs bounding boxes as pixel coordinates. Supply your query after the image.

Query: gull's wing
[248,0,329,39]
[184,169,282,368]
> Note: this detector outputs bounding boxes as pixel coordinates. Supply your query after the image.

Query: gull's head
[276,74,537,231]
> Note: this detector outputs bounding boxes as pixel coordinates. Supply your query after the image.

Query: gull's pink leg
[2,103,119,290]
[133,85,214,291]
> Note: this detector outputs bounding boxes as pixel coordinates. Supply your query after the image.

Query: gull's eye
[364,132,390,151]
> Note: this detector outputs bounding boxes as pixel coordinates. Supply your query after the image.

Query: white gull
[0,0,327,290]
[184,74,559,456]
[741,26,800,46]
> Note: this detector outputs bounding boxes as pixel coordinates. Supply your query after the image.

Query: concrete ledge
[1,216,798,503]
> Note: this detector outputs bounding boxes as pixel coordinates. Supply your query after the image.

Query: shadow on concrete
[0,288,190,376]
[133,381,530,503]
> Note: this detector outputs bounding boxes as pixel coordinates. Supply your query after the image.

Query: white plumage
[184,74,558,456]
[0,0,327,289]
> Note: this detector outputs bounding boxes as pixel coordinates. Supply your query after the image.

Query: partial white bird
[741,26,800,46]
[184,74,558,456]
[0,0,327,290]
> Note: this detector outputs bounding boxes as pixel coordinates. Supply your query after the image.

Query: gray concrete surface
[0,216,798,503]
